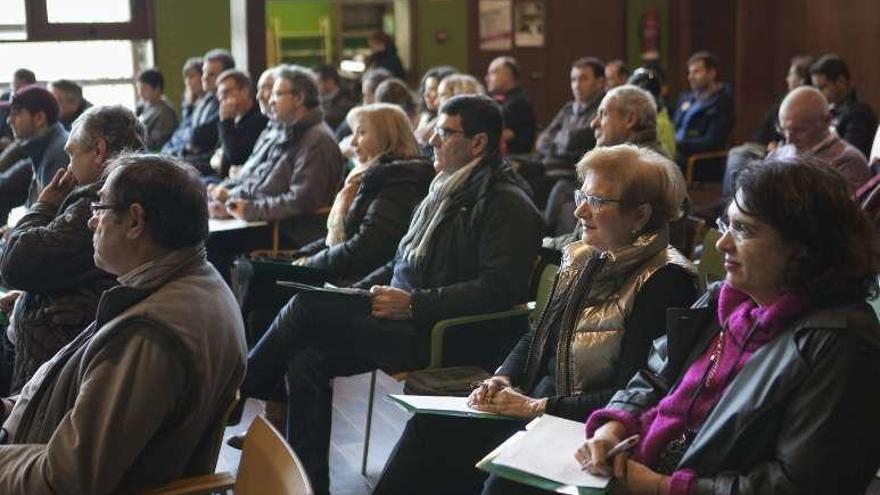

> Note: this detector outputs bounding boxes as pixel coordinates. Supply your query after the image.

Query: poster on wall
[479,0,512,51]
[514,1,544,47]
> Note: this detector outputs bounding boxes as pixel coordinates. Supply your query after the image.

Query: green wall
[266,0,335,65]
[416,0,468,76]
[153,0,231,112]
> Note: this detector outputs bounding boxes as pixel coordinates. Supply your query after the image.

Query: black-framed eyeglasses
[573,190,623,213]
[433,127,467,142]
[89,202,127,216]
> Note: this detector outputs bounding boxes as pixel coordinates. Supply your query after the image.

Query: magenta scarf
[627,283,809,467]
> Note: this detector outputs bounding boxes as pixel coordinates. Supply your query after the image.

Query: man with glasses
[162,49,235,177]
[208,64,343,248]
[0,105,144,392]
[231,94,542,495]
[767,86,869,192]
[0,154,246,494]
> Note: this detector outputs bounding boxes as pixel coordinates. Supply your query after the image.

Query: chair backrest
[236,416,314,495]
[698,228,725,286]
[530,263,559,326]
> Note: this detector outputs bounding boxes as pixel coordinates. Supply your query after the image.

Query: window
[0,0,153,110]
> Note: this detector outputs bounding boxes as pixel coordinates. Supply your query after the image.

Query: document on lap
[276,280,371,298]
[387,394,519,420]
[477,415,610,494]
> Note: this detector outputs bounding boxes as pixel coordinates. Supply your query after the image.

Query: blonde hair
[346,103,421,159]
[576,144,687,230]
[438,74,486,103]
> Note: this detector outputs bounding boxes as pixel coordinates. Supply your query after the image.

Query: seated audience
[810,54,878,158]
[768,86,870,191]
[135,68,178,151]
[0,154,246,494]
[313,64,356,131]
[230,95,542,495]
[366,31,406,79]
[48,79,92,131]
[0,106,143,392]
[604,59,629,89]
[374,78,419,126]
[722,55,813,204]
[179,57,206,131]
[4,85,69,207]
[162,49,235,176]
[335,67,391,141]
[536,57,605,176]
[544,85,672,246]
[414,65,458,147]
[211,65,344,246]
[0,69,36,149]
[294,103,432,283]
[216,69,269,178]
[438,74,486,104]
[486,56,536,154]
[580,158,880,495]
[628,66,677,158]
[673,51,734,167]
[374,144,699,495]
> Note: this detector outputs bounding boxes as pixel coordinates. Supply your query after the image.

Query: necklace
[705,330,726,387]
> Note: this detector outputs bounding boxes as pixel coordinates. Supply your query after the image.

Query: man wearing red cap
[4,85,69,209]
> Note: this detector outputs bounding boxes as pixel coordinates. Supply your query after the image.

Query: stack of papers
[477,415,610,494]
[387,394,518,420]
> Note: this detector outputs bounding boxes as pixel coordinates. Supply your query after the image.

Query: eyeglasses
[715,217,755,242]
[433,127,467,142]
[89,202,127,216]
[271,89,295,99]
[574,190,623,213]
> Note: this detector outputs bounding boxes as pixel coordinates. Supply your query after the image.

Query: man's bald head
[778,86,831,152]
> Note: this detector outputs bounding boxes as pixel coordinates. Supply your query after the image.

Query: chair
[697,227,725,286]
[360,263,561,477]
[669,215,706,260]
[685,149,730,185]
[141,416,314,495]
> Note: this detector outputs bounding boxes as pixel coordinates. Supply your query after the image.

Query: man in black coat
[810,54,878,158]
[216,70,268,178]
[232,95,543,495]
[486,56,536,154]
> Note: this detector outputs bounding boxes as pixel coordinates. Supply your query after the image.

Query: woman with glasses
[579,158,880,495]
[373,144,700,495]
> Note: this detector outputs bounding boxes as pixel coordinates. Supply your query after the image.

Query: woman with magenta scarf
[578,158,880,495]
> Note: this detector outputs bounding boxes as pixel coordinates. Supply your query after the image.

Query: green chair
[360,264,561,477]
[697,228,725,288]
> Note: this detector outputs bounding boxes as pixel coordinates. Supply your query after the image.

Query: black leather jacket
[297,156,434,284]
[604,287,880,495]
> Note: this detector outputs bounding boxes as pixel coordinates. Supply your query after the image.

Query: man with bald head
[767,86,870,191]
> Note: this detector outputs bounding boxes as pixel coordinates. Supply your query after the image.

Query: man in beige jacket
[0,153,247,494]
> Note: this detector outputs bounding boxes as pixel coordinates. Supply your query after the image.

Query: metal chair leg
[361,369,378,476]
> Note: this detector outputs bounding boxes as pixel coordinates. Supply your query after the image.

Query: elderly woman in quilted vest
[373,144,701,495]
[579,159,880,495]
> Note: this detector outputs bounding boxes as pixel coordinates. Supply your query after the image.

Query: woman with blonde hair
[437,74,486,107]
[294,102,434,283]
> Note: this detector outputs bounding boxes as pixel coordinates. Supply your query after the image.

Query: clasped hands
[466,376,546,419]
[206,184,249,219]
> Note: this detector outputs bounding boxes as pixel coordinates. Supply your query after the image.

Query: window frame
[24,0,151,41]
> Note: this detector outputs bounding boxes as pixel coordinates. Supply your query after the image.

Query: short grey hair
[273,64,320,109]
[605,85,657,134]
[71,105,146,156]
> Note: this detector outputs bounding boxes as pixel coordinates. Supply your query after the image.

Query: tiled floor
[217,371,409,495]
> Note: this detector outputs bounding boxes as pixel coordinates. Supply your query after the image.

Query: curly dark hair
[734,158,878,305]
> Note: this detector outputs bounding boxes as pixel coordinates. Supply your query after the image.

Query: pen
[603,434,640,461]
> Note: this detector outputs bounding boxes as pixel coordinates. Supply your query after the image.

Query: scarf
[632,283,809,468]
[398,157,481,268]
[325,157,377,246]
